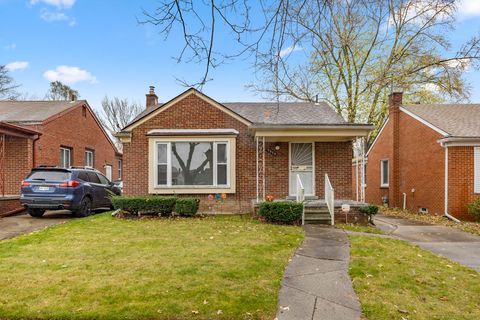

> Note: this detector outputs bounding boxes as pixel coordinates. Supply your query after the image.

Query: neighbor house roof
[0,100,82,124]
[402,104,480,137]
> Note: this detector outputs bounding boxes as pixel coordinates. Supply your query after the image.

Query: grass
[381,207,480,236]
[349,235,480,320]
[0,213,304,320]
[335,223,384,234]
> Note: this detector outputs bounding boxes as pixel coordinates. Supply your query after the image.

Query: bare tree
[96,96,142,137]
[0,65,20,99]
[142,0,480,127]
[46,81,79,100]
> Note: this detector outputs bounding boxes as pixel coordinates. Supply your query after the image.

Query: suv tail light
[59,180,79,188]
[21,180,30,187]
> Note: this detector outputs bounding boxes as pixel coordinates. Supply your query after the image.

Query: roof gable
[123,88,252,131]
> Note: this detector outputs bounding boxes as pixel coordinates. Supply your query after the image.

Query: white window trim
[117,159,122,180]
[60,147,71,168]
[85,150,94,168]
[148,136,236,194]
[474,147,480,194]
[380,159,389,188]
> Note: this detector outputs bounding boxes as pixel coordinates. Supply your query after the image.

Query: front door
[289,142,314,196]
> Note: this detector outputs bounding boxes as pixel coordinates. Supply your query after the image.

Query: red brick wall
[2,137,33,195]
[448,147,480,220]
[122,93,354,212]
[26,103,120,181]
[0,198,22,215]
[316,142,352,199]
[365,120,393,205]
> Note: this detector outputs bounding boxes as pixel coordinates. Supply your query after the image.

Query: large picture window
[155,141,230,187]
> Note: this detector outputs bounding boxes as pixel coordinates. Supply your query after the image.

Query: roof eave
[438,136,480,147]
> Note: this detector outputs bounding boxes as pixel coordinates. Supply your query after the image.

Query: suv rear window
[87,172,101,184]
[28,170,71,181]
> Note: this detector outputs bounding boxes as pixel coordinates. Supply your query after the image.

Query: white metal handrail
[325,174,335,225]
[296,174,305,225]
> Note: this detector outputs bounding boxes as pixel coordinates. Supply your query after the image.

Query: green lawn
[349,235,480,320]
[0,214,304,320]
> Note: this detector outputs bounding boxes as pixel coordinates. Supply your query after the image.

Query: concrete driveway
[0,211,71,241]
[375,215,480,272]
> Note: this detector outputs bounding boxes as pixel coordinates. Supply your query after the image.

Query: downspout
[32,135,40,168]
[444,145,460,223]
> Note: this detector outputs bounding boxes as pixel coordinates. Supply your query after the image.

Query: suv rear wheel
[28,209,45,218]
[74,197,92,217]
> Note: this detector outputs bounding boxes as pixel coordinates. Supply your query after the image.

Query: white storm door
[289,143,314,196]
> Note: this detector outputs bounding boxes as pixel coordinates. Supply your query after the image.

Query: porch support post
[262,136,265,201]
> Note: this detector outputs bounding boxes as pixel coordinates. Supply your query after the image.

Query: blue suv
[20,166,121,218]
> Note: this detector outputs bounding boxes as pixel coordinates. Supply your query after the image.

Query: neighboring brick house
[116,87,373,214]
[364,92,480,220]
[0,100,122,214]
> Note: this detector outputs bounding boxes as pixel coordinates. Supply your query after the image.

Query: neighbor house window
[380,159,389,187]
[155,141,230,187]
[117,159,122,180]
[474,147,480,193]
[85,150,94,167]
[60,147,71,168]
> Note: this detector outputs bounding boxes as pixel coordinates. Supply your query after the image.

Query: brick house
[117,87,373,221]
[364,92,480,220]
[0,100,122,214]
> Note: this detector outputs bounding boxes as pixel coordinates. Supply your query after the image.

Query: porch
[251,124,372,225]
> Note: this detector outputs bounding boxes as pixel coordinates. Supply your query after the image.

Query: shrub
[359,205,379,224]
[175,198,200,217]
[112,196,177,216]
[258,201,303,224]
[467,198,480,221]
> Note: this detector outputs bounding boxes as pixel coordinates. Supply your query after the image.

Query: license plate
[38,186,50,191]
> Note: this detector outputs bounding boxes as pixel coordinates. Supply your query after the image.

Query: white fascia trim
[399,106,449,136]
[365,117,389,157]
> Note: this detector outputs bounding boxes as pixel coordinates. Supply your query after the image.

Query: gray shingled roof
[402,104,480,137]
[0,100,81,123]
[222,102,346,125]
[130,101,347,127]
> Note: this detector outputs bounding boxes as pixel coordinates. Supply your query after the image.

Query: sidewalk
[375,215,480,272]
[276,226,361,320]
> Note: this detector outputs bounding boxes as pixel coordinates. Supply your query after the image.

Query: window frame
[60,147,72,168]
[380,159,389,188]
[149,136,236,194]
[85,149,94,168]
[117,158,122,180]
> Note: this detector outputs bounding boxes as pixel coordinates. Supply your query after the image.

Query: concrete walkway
[375,215,480,272]
[0,211,70,241]
[276,225,361,320]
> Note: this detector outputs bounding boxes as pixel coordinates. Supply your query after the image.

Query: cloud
[279,44,303,58]
[4,43,16,50]
[30,0,75,9]
[457,0,480,19]
[43,65,97,84]
[5,61,29,71]
[40,8,76,26]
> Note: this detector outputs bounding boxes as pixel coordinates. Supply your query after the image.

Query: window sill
[149,186,235,194]
[380,185,389,189]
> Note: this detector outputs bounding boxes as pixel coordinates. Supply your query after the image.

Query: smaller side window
[85,150,94,168]
[78,171,90,182]
[87,172,101,184]
[96,173,110,185]
[380,159,389,187]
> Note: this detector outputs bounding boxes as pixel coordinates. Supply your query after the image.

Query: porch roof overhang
[249,124,375,141]
[0,121,41,139]
[146,128,239,136]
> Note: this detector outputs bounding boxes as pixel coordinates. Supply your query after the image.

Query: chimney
[388,91,402,208]
[146,85,158,109]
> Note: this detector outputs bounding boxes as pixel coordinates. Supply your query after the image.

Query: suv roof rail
[69,166,100,172]
[37,165,60,168]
